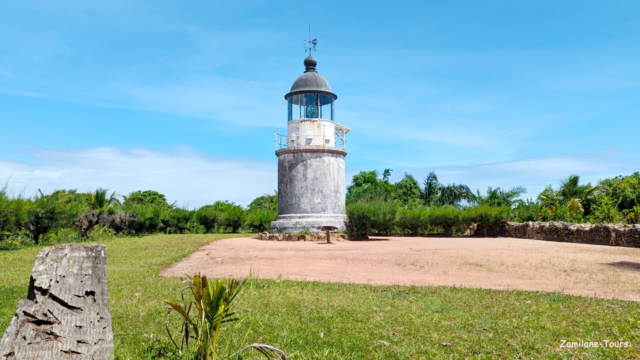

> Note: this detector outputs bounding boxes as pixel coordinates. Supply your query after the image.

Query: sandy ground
[161,236,640,301]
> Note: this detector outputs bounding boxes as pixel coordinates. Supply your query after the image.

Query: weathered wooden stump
[0,243,114,360]
[320,226,339,244]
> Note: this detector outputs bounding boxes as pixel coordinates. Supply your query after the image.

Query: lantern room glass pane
[303,93,319,119]
[287,93,334,121]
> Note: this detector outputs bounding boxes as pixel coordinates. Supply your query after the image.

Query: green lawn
[1,234,639,359]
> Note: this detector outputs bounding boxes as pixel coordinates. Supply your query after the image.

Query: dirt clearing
[161,236,640,301]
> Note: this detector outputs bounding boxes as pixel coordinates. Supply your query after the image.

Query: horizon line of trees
[2,170,640,247]
[0,187,278,247]
[346,169,640,230]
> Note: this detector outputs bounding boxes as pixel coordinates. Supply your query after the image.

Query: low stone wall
[258,232,350,242]
[475,221,640,248]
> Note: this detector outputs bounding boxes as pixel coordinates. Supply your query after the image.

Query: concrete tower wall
[270,148,348,233]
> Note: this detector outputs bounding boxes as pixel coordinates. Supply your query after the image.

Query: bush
[346,201,375,237]
[346,200,398,237]
[123,204,167,234]
[0,187,29,239]
[195,206,219,233]
[164,208,196,234]
[371,201,399,235]
[395,206,428,235]
[0,230,34,250]
[215,202,247,233]
[41,227,83,244]
[425,206,461,236]
[27,190,87,243]
[463,205,509,236]
[245,207,277,232]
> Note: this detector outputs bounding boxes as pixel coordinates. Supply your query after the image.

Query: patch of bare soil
[161,236,640,301]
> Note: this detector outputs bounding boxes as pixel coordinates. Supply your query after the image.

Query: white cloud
[0,147,277,207]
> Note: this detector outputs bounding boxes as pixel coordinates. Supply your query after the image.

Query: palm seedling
[162,275,287,360]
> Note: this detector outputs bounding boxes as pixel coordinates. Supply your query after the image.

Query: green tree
[539,175,599,216]
[597,172,640,214]
[246,192,278,232]
[392,173,424,207]
[247,192,278,213]
[124,190,173,208]
[346,170,393,203]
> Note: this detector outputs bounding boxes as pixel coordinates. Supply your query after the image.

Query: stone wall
[475,221,640,248]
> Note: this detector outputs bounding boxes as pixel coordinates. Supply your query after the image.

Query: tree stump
[0,243,114,360]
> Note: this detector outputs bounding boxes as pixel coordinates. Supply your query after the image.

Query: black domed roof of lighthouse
[285,55,337,100]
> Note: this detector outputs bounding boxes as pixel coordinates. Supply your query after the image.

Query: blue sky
[1,0,639,206]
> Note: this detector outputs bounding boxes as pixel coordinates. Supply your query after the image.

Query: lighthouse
[270,45,350,233]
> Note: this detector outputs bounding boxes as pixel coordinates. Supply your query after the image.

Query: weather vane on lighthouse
[304,25,317,55]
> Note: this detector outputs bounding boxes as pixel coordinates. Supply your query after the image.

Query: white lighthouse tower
[270,43,350,233]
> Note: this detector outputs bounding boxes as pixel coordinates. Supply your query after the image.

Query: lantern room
[276,55,349,150]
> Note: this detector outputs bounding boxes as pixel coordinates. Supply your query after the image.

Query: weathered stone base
[269,214,348,233]
[258,232,350,242]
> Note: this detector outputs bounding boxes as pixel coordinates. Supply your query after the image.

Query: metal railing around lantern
[274,122,348,151]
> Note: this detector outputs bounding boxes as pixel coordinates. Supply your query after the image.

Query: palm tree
[540,175,599,214]
[423,171,440,206]
[86,188,120,210]
[558,175,598,201]
[422,171,473,207]
[473,186,527,207]
[438,183,473,206]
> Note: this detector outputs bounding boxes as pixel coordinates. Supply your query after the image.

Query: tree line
[2,170,640,247]
[0,188,277,248]
[345,169,640,237]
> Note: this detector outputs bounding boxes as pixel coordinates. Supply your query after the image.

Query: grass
[1,234,639,359]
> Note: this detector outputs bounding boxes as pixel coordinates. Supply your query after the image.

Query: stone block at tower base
[270,214,348,233]
[0,243,113,360]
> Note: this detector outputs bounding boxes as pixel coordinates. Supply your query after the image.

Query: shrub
[371,200,399,235]
[463,205,509,236]
[123,204,167,234]
[0,230,34,250]
[586,194,625,224]
[219,205,247,233]
[195,206,220,233]
[511,200,543,222]
[346,201,375,237]
[27,190,86,244]
[245,207,277,232]
[425,206,461,236]
[0,190,28,239]
[165,208,196,234]
[41,227,82,244]
[395,206,428,235]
